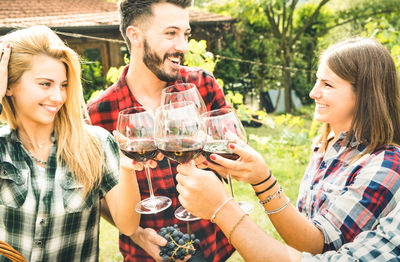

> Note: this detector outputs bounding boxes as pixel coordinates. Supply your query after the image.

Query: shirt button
[39,219,45,225]
[35,240,42,246]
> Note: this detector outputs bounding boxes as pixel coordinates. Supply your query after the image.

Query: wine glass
[117,107,172,214]
[154,101,206,221]
[161,83,207,114]
[201,107,254,214]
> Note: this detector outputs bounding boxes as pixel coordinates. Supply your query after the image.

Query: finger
[1,43,11,64]
[208,153,241,170]
[176,181,183,194]
[175,173,184,186]
[176,163,192,175]
[145,159,157,169]
[228,143,254,161]
[147,229,168,246]
[205,160,230,177]
[132,161,145,171]
[154,152,164,161]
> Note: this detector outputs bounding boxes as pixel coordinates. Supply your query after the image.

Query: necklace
[26,150,47,165]
[18,134,53,149]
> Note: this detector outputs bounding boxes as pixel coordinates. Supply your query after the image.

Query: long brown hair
[1,26,105,195]
[318,38,400,155]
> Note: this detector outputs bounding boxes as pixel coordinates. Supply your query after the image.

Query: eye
[324,82,333,88]
[39,82,51,87]
[61,83,68,89]
[165,31,176,39]
[184,33,192,40]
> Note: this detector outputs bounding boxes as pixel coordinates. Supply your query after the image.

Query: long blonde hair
[318,38,400,155]
[1,26,104,195]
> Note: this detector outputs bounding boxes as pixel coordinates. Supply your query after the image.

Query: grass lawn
[99,112,314,261]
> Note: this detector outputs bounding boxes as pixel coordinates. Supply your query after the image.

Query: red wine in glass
[202,140,240,164]
[201,108,254,214]
[158,138,203,164]
[120,139,158,162]
[117,107,172,214]
[155,101,206,221]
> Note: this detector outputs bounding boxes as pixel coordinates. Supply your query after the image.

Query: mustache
[163,52,184,61]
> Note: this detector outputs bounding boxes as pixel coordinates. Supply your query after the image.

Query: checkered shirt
[297,132,400,251]
[87,65,234,261]
[302,202,400,261]
[0,125,120,261]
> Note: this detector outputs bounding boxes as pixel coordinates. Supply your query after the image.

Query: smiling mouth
[165,53,183,66]
[41,104,58,113]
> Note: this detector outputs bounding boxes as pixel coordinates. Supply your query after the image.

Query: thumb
[148,229,168,246]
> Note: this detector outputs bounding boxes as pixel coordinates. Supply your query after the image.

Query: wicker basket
[0,241,27,262]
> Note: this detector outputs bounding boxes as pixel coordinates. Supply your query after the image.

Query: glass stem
[227,174,235,199]
[144,166,155,198]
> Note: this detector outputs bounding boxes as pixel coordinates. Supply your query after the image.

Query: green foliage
[81,60,107,102]
[184,39,218,73]
[361,16,400,71]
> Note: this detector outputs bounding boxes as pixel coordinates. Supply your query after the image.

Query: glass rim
[161,83,197,94]
[201,107,235,118]
[157,100,196,110]
[118,106,152,116]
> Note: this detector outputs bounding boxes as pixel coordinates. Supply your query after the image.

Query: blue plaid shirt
[302,202,400,261]
[0,125,119,261]
[297,132,400,251]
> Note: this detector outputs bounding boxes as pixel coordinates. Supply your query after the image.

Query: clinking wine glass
[201,107,254,214]
[155,101,205,221]
[161,83,207,114]
[117,107,172,214]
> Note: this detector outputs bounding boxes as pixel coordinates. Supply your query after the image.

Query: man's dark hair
[119,0,193,51]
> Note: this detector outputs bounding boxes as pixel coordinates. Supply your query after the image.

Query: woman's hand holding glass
[154,101,205,221]
[176,164,231,220]
[201,107,254,214]
[204,141,271,186]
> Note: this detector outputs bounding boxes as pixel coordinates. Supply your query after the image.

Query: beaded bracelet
[255,179,277,196]
[210,197,233,223]
[263,197,290,215]
[259,186,282,205]
[228,213,247,244]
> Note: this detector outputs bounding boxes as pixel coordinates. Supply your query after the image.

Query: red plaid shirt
[88,65,234,261]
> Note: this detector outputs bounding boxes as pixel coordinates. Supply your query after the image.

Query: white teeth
[43,105,57,113]
[168,57,180,64]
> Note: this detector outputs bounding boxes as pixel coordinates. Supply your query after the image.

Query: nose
[174,34,188,54]
[309,81,322,100]
[49,86,64,102]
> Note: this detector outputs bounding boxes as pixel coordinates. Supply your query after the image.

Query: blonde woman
[0,26,140,261]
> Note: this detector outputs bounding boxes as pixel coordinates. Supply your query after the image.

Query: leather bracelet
[263,197,290,215]
[259,186,282,205]
[251,171,272,186]
[255,179,277,196]
[210,197,233,223]
[228,213,247,244]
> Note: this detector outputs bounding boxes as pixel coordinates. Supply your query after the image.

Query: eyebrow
[35,78,68,83]
[164,26,191,31]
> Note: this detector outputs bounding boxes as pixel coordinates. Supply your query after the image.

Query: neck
[126,61,167,110]
[17,125,53,151]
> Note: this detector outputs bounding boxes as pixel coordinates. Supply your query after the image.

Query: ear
[126,25,143,49]
[5,87,12,96]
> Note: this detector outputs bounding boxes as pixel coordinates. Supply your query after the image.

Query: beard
[143,39,183,82]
